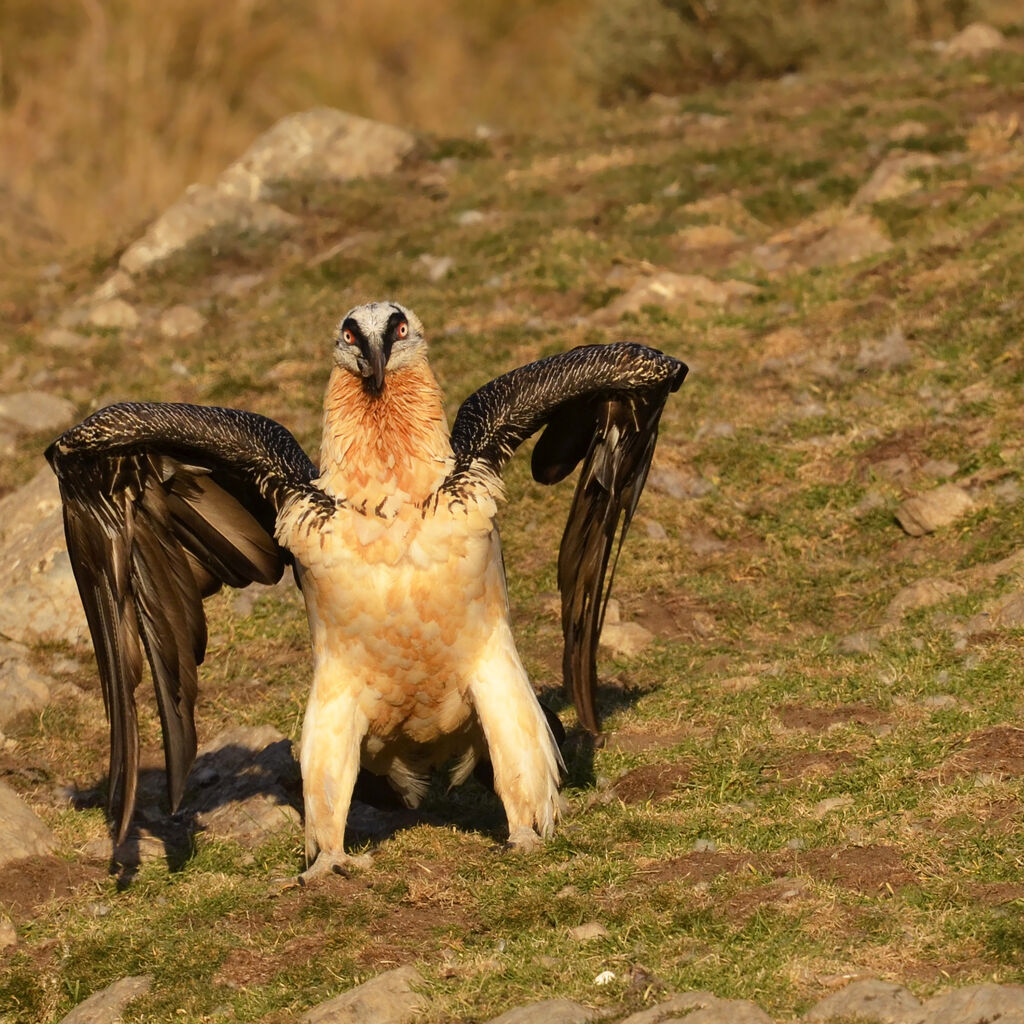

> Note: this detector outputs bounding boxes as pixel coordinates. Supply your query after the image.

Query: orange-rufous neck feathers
[316,360,452,503]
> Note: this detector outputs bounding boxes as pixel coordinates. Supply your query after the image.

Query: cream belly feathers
[46,300,686,879]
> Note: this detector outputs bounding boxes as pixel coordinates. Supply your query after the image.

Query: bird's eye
[342,329,356,345]
[397,321,409,340]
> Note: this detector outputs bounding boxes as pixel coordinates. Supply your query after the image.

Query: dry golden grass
[0,0,588,252]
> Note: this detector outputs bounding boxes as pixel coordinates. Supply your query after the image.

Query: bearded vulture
[46,302,687,879]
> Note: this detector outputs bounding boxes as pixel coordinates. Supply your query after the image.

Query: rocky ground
[3,20,1024,1024]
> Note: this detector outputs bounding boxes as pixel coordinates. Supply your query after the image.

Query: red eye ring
[342,329,356,345]
[397,321,409,339]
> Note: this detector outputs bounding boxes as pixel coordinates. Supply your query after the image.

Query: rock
[886,578,967,620]
[640,517,668,541]
[802,214,892,269]
[838,631,879,654]
[0,781,56,866]
[803,979,921,1022]
[852,154,940,208]
[594,270,758,322]
[185,725,301,845]
[88,299,140,331]
[964,591,1024,636]
[618,991,774,1024]
[600,621,654,658]
[568,921,609,942]
[218,108,417,202]
[0,391,76,436]
[158,304,207,339]
[856,327,912,372]
[648,465,713,500]
[416,253,455,281]
[903,983,1024,1024]
[0,640,54,726]
[485,999,597,1024]
[944,23,1006,60]
[39,327,100,353]
[0,916,16,950]
[0,467,89,645]
[57,975,153,1024]
[676,224,743,250]
[754,209,892,272]
[896,484,975,536]
[120,184,299,274]
[300,965,426,1024]
[89,270,135,303]
[812,795,854,819]
[889,121,929,143]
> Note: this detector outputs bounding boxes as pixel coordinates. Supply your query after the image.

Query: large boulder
[218,107,417,202]
[0,467,88,646]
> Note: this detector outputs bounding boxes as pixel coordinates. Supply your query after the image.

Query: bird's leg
[298,684,370,882]
[469,641,565,848]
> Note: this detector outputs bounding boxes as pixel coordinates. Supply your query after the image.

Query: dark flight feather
[447,342,687,733]
[45,403,324,842]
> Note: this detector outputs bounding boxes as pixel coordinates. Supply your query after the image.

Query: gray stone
[88,299,140,331]
[619,991,774,1024]
[0,916,16,950]
[0,639,54,726]
[944,23,1006,60]
[802,214,892,269]
[903,983,1024,1024]
[158,304,207,339]
[803,979,921,1022]
[568,921,609,942]
[856,327,913,373]
[120,184,298,274]
[301,965,426,1024]
[39,327,100,353]
[838,631,879,655]
[186,725,301,845]
[896,484,975,536]
[600,621,654,658]
[965,591,1024,636]
[485,998,597,1024]
[886,578,967,620]
[0,390,76,436]
[648,465,713,500]
[88,271,134,303]
[593,270,758,323]
[416,253,455,281]
[218,108,417,202]
[0,781,56,866]
[852,155,939,208]
[56,975,152,1024]
[0,467,89,645]
[640,518,668,541]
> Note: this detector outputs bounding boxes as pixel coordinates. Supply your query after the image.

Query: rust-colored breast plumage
[279,358,505,748]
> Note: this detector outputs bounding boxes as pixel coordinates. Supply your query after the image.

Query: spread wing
[446,343,687,734]
[45,402,330,842]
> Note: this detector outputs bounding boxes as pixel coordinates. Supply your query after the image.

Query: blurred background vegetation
[0,0,1018,264]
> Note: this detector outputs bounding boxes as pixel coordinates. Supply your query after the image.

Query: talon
[298,851,373,885]
[506,825,543,853]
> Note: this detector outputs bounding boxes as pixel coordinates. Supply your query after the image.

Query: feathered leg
[469,630,565,848]
[298,678,370,880]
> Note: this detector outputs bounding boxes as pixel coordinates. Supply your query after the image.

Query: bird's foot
[505,825,543,853]
[297,851,373,886]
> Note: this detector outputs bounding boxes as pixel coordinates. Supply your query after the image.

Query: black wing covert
[45,402,328,842]
[447,343,687,734]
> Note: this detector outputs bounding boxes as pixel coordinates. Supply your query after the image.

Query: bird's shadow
[69,685,629,888]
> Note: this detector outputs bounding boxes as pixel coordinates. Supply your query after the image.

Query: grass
[5,25,1024,1024]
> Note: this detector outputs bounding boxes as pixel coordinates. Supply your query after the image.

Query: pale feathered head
[333,301,426,395]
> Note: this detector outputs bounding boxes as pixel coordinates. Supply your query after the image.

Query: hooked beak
[360,346,387,396]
